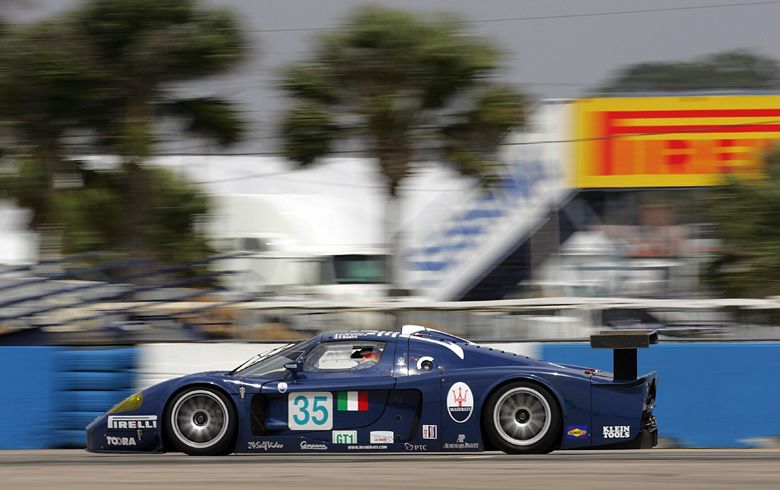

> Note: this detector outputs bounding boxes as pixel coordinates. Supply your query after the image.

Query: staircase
[404,101,576,300]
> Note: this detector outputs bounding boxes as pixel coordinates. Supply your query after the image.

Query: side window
[303,341,386,372]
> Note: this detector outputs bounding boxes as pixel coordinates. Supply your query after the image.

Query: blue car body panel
[86,328,658,454]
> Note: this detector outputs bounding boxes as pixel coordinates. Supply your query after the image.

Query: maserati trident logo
[446,382,473,423]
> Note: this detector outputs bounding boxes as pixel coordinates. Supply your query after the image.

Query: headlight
[108,392,143,414]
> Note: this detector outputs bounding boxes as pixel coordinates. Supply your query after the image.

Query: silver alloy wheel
[170,390,229,449]
[492,386,552,447]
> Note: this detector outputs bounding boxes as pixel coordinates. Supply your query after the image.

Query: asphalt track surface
[1,449,778,489]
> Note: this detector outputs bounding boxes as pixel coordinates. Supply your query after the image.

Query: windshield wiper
[230,343,293,375]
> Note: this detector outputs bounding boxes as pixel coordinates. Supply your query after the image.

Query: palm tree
[0,0,247,270]
[278,6,527,291]
[70,0,246,256]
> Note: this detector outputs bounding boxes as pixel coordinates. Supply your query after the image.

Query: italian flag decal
[337,391,368,411]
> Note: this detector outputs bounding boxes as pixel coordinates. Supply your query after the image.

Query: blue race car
[86,325,658,455]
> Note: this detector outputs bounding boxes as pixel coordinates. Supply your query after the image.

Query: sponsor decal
[239,386,246,400]
[107,415,157,430]
[105,435,136,446]
[370,431,394,444]
[396,356,406,367]
[332,430,358,444]
[337,391,368,412]
[277,382,288,394]
[446,382,474,423]
[300,441,328,451]
[247,441,284,451]
[404,443,427,451]
[347,445,387,450]
[288,392,333,430]
[566,425,589,439]
[422,425,438,440]
[573,95,777,189]
[333,332,359,339]
[603,425,631,439]
[443,433,479,449]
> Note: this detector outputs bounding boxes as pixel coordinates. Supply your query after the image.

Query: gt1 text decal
[332,430,358,444]
[446,382,474,423]
[288,392,333,430]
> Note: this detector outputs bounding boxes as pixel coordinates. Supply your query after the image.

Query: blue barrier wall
[0,346,136,449]
[0,346,59,449]
[541,342,780,447]
[53,347,137,447]
[2,343,779,449]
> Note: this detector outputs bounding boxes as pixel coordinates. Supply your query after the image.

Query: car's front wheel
[165,386,237,456]
[483,381,561,454]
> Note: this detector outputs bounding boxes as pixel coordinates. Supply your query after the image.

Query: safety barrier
[0,346,59,449]
[0,346,136,449]
[52,347,137,447]
[1,342,779,449]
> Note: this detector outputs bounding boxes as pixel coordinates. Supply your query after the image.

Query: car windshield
[232,338,317,378]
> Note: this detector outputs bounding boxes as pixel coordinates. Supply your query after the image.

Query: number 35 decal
[288,392,333,430]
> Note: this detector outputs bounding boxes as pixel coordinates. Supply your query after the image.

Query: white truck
[209,194,389,301]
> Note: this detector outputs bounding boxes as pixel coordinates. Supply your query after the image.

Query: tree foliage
[0,0,246,277]
[599,50,780,93]
[56,165,213,271]
[707,148,780,297]
[279,6,528,196]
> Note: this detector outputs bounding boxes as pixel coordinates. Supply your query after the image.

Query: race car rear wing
[590,330,658,380]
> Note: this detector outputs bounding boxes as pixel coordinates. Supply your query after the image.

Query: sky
[6,0,780,154]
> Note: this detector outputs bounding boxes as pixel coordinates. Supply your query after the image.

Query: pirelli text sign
[573,96,780,188]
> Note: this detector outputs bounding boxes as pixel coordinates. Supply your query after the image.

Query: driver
[351,346,380,367]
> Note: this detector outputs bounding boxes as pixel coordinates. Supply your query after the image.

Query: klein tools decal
[337,391,368,411]
[603,426,630,439]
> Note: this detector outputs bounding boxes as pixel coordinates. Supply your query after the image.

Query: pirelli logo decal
[107,415,158,429]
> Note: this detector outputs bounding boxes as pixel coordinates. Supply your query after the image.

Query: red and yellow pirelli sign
[573,95,780,188]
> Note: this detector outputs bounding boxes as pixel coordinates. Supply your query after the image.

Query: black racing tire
[482,381,561,454]
[164,386,237,456]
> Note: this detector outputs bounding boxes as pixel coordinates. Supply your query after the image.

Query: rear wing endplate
[590,330,658,380]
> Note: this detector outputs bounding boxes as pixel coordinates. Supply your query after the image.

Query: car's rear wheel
[483,381,561,454]
[165,387,237,456]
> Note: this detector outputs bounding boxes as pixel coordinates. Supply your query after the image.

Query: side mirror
[284,361,303,373]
